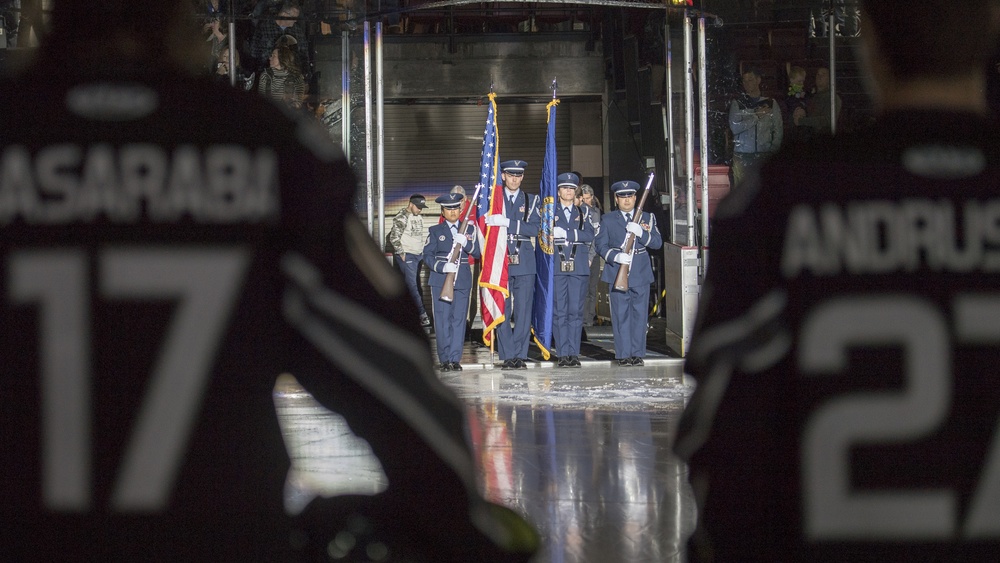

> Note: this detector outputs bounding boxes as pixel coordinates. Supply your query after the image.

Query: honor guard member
[552,173,596,367]
[595,181,663,366]
[0,2,538,561]
[484,159,541,369]
[674,1,1000,562]
[423,193,481,372]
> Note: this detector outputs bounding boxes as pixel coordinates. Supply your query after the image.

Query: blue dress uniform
[491,160,541,368]
[594,181,663,365]
[552,173,596,367]
[423,193,481,370]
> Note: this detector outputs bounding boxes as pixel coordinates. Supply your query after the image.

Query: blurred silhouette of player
[0,2,538,561]
[675,1,1000,561]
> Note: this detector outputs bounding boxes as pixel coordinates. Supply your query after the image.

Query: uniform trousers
[609,282,650,359]
[553,274,589,357]
[496,274,534,360]
[431,285,469,364]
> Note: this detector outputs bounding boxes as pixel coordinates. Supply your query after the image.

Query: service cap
[435,192,464,209]
[557,172,580,189]
[611,180,640,196]
[500,160,527,175]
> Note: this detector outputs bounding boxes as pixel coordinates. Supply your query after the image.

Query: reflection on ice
[446,361,692,411]
[273,374,387,514]
[459,363,696,562]
[272,363,698,562]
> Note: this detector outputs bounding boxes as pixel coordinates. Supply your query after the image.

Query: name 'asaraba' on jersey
[0,143,279,224]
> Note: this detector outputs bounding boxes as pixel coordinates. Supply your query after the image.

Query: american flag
[476,93,508,347]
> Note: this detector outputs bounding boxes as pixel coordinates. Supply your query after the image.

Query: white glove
[485,215,510,228]
[442,262,459,273]
[451,230,467,247]
[625,222,643,237]
[614,253,632,266]
[552,226,567,240]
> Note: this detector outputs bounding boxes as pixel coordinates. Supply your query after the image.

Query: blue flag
[531,99,559,360]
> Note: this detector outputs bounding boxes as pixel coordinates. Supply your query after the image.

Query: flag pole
[549,77,558,320]
[531,80,560,361]
[490,81,496,363]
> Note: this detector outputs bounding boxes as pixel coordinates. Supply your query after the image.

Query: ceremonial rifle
[613,172,655,292]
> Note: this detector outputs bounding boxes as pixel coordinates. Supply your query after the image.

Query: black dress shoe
[450,362,463,371]
[515,358,528,369]
[617,358,632,367]
[557,356,569,367]
[440,362,452,372]
[631,357,644,367]
[500,359,513,370]
[569,356,582,367]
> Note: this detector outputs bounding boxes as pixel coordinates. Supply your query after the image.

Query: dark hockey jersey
[675,110,1000,562]
[0,59,513,561]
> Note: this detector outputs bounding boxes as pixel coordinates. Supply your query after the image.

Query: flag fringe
[531,329,552,361]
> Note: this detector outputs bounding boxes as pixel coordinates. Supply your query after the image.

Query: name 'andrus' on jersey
[782,198,1000,278]
[0,143,279,224]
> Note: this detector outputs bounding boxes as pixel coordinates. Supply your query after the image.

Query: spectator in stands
[203,17,229,64]
[782,64,810,144]
[258,43,305,108]
[215,43,255,91]
[249,0,308,77]
[1,0,18,46]
[250,0,283,20]
[729,67,782,188]
[195,1,260,76]
[814,0,860,37]
[794,67,842,138]
[3,0,43,47]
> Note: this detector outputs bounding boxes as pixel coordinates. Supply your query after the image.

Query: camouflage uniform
[389,206,429,320]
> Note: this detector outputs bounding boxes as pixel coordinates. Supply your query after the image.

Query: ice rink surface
[275,320,697,562]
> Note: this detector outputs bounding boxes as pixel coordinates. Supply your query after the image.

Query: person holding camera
[214,43,255,91]
[729,66,783,188]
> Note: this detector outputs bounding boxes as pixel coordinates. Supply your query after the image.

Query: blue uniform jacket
[595,210,663,287]
[553,203,595,275]
[501,189,541,276]
[423,221,481,289]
